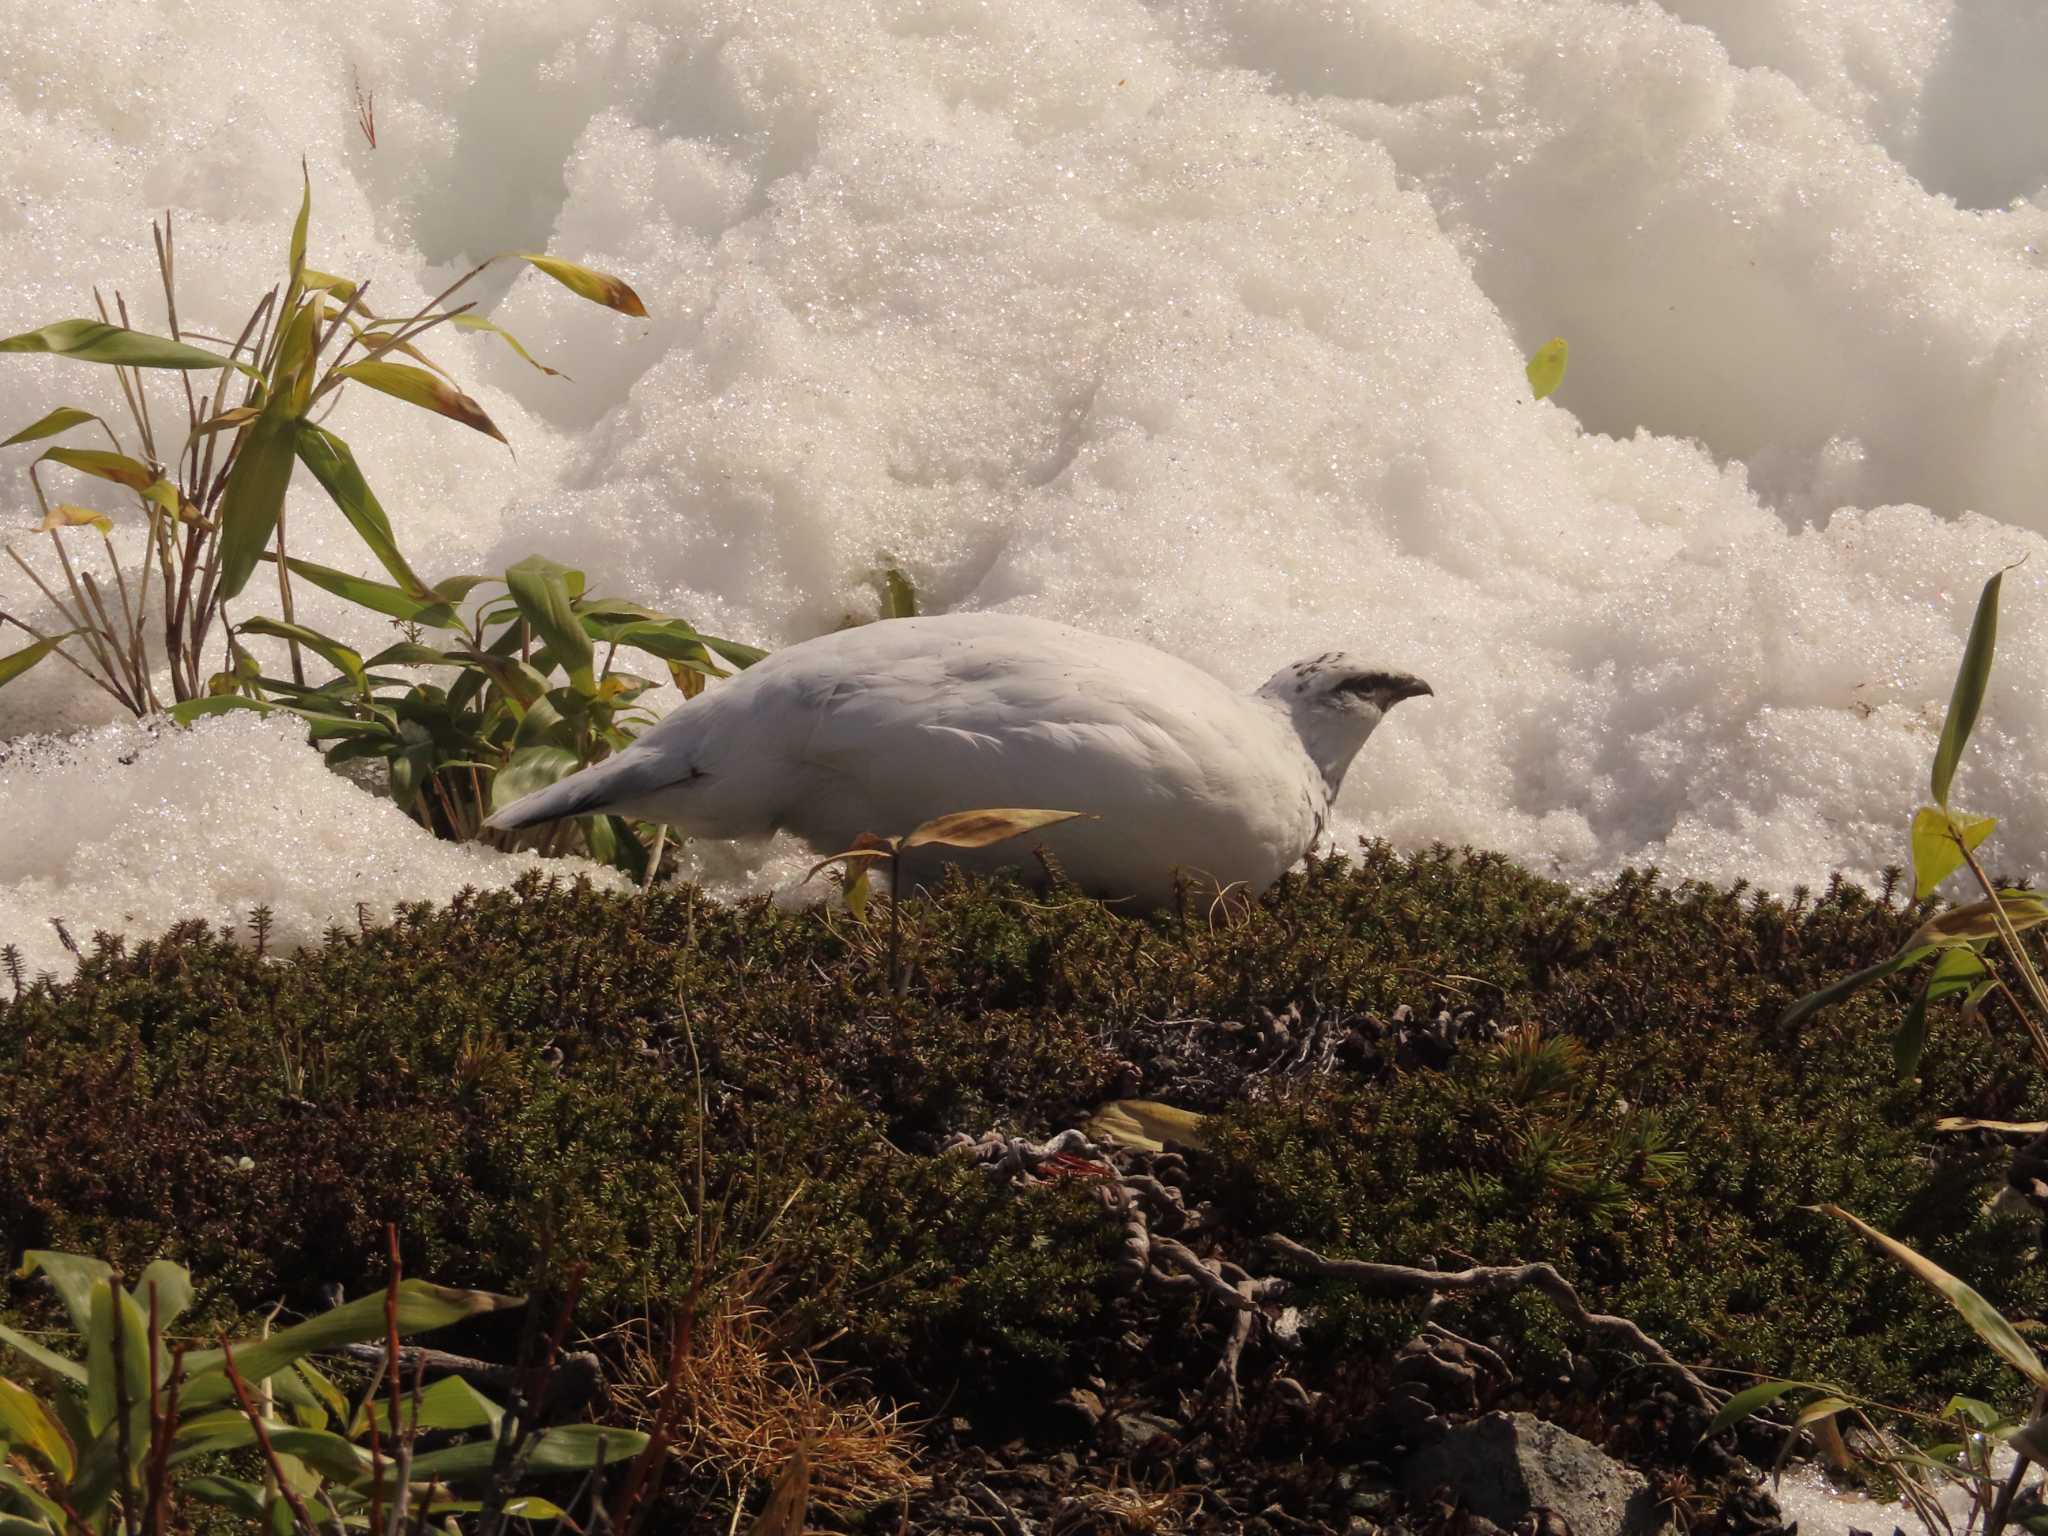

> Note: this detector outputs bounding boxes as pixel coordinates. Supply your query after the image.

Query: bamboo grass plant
[0,173,764,876]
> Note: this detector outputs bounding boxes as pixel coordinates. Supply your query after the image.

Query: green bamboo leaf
[1816,1204,2048,1386]
[17,1253,111,1333]
[364,1374,503,1436]
[165,696,274,726]
[1778,946,1935,1028]
[451,649,550,709]
[128,1259,194,1336]
[1912,805,1998,899]
[213,395,300,602]
[239,617,367,695]
[505,556,595,692]
[287,161,310,290]
[510,252,649,318]
[300,270,358,302]
[0,1459,72,1529]
[406,1422,647,1484]
[0,631,81,690]
[2,407,101,447]
[1907,896,2048,950]
[1795,1395,1854,1425]
[84,1281,148,1442]
[177,1281,522,1412]
[1933,565,2015,809]
[447,313,564,376]
[273,554,461,630]
[0,1322,86,1387]
[490,745,581,813]
[330,361,506,445]
[879,566,918,619]
[703,633,769,669]
[294,425,435,598]
[35,447,154,492]
[364,641,457,668]
[0,1377,75,1481]
[171,1421,369,1484]
[1525,337,1568,400]
[0,319,256,375]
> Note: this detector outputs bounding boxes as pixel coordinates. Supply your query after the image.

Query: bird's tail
[484,748,665,832]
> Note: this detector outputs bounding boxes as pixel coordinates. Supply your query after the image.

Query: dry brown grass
[1048,1476,1194,1536]
[605,1267,925,1523]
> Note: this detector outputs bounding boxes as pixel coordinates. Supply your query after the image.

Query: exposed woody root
[943,1127,1719,1426]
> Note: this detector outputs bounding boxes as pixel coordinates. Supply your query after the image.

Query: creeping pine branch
[1262,1233,1719,1408]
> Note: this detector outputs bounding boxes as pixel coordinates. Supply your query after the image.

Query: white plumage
[487,613,1430,907]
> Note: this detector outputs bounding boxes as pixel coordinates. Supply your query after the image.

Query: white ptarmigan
[486,613,1430,906]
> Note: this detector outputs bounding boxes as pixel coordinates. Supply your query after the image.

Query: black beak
[1390,676,1433,704]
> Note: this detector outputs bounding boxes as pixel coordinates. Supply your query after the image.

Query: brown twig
[1263,1233,1718,1407]
[220,1333,334,1535]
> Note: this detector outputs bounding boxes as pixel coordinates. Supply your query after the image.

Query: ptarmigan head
[1257,654,1432,797]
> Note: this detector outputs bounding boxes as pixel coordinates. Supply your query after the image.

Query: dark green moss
[1,846,2039,1419]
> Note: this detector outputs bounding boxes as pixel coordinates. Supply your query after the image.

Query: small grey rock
[1402,1411,1662,1536]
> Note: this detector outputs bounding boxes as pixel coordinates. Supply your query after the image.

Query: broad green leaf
[1945,1394,2004,1430]
[880,566,918,619]
[274,554,460,630]
[2007,1414,2048,1465]
[180,1474,269,1522]
[178,1281,522,1411]
[129,1259,194,1335]
[452,649,550,709]
[0,1460,71,1529]
[1932,566,2013,808]
[186,405,262,438]
[407,1422,648,1483]
[295,425,435,598]
[239,617,367,695]
[903,807,1090,850]
[365,641,457,668]
[704,634,769,669]
[35,446,153,492]
[213,394,300,602]
[0,1322,87,1387]
[448,313,563,376]
[0,632,80,690]
[1816,1204,2048,1386]
[0,1377,74,1481]
[843,859,872,920]
[490,745,581,813]
[287,161,310,290]
[17,1252,111,1333]
[1896,948,1985,1079]
[505,556,595,692]
[330,361,506,444]
[511,252,649,318]
[365,1374,504,1436]
[37,505,111,535]
[300,270,358,302]
[1795,1395,1854,1425]
[84,1280,149,1443]
[1525,337,1568,400]
[1911,805,1997,899]
[294,1358,348,1429]
[592,619,720,669]
[2,407,100,447]
[1778,946,1936,1028]
[172,1421,369,1484]
[1705,1379,1809,1437]
[1086,1099,1209,1153]
[0,319,255,375]
[1907,895,2048,950]
[166,696,274,725]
